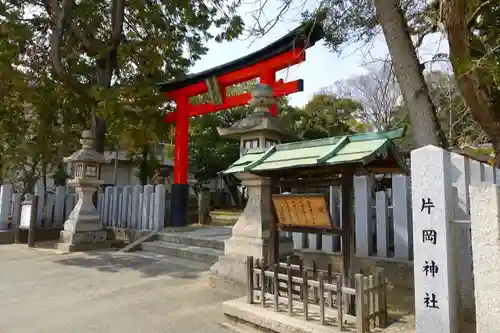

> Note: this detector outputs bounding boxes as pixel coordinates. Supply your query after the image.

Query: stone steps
[129,250,214,272]
[139,227,231,265]
[157,233,226,250]
[141,240,224,264]
[209,210,241,225]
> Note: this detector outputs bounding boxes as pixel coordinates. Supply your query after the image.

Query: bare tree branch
[333,61,402,131]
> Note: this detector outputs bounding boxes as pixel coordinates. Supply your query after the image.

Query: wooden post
[319,271,325,325]
[261,260,266,307]
[302,269,308,320]
[287,265,293,315]
[14,225,21,244]
[247,256,254,304]
[363,276,370,330]
[373,274,379,328]
[286,255,292,297]
[253,259,260,290]
[355,274,366,333]
[312,260,318,304]
[341,171,355,314]
[28,195,38,248]
[255,259,261,290]
[376,268,387,327]
[274,263,279,310]
[197,188,211,225]
[336,275,343,330]
[269,182,279,266]
[299,258,304,301]
[328,263,333,307]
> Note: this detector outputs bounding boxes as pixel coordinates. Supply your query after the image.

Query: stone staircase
[209,210,242,225]
[137,227,232,266]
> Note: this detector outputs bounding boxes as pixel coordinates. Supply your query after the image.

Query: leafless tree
[325,61,401,131]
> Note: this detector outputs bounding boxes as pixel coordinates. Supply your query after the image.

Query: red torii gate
[158,21,324,227]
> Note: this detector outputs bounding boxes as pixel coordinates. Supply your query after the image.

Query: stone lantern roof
[63,130,109,164]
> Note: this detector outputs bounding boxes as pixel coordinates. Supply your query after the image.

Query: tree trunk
[444,0,500,167]
[139,145,149,185]
[24,174,36,197]
[92,65,110,155]
[42,160,47,201]
[374,0,445,148]
[91,113,107,154]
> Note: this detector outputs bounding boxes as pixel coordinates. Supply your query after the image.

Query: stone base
[211,256,249,288]
[56,241,113,252]
[0,230,14,244]
[105,227,155,244]
[15,227,61,244]
[223,235,294,259]
[210,236,294,294]
[59,230,112,252]
[223,297,340,333]
[63,219,102,233]
[209,273,247,297]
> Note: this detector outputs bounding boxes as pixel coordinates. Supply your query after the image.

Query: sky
[190,1,449,107]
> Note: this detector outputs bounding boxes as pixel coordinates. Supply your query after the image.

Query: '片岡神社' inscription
[272,194,334,229]
[411,146,458,333]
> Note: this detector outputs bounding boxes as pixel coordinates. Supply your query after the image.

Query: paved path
[0,245,236,333]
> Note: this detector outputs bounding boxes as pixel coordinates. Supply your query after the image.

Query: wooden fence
[246,256,387,333]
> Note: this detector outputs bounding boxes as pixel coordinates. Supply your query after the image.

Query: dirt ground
[0,245,236,333]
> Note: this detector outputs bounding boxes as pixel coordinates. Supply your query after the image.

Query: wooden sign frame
[271,193,342,235]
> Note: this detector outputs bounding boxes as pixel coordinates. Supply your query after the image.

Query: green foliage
[302,0,378,52]
[0,0,244,187]
[131,146,161,185]
[301,0,431,53]
[291,93,363,139]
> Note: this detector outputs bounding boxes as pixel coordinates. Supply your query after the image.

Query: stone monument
[210,84,295,295]
[411,145,458,333]
[59,130,111,251]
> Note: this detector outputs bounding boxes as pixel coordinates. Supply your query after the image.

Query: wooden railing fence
[246,256,387,333]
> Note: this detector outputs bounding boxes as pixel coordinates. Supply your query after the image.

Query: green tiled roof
[223,127,407,174]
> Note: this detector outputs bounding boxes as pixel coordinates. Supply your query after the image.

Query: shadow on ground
[54,251,210,280]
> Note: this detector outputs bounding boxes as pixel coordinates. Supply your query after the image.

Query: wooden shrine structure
[222,127,408,309]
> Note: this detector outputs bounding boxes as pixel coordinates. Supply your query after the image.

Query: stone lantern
[211,84,296,291]
[217,84,296,155]
[60,130,110,251]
